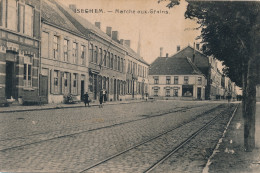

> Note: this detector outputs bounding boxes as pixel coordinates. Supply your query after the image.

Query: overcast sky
[59,0,201,64]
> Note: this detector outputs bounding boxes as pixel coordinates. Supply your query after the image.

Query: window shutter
[33,9,40,39]
[50,69,53,94]
[60,72,64,94]
[18,3,25,33]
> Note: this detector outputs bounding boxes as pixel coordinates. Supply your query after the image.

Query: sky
[59,0,201,64]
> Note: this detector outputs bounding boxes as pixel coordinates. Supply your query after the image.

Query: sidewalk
[0,99,152,113]
[204,102,260,173]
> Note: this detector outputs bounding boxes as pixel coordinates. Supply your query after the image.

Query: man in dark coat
[99,90,103,108]
[83,92,90,107]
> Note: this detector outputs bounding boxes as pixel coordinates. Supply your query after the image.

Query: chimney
[95,22,101,29]
[124,40,131,47]
[106,27,112,37]
[166,53,168,58]
[177,45,180,52]
[69,4,76,13]
[160,47,163,57]
[196,43,200,50]
[120,39,124,45]
[112,31,119,41]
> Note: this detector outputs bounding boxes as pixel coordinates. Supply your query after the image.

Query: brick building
[0,0,41,101]
[51,1,149,101]
[39,0,89,103]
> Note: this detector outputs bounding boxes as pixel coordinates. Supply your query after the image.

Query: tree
[164,0,260,151]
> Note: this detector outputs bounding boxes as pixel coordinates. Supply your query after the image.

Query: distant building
[0,0,41,101]
[167,45,228,100]
[148,55,207,100]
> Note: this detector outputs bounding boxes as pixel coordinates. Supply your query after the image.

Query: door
[114,79,116,101]
[39,75,48,103]
[5,62,15,99]
[81,80,84,101]
[197,87,202,99]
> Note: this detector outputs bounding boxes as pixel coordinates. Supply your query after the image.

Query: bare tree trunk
[244,57,257,152]
[242,61,248,119]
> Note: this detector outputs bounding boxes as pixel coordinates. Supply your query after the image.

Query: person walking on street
[99,90,103,108]
[83,92,90,107]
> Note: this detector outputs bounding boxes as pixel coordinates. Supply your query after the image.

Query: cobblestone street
[0,101,235,172]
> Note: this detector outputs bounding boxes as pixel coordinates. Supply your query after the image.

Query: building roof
[51,0,149,66]
[124,45,149,66]
[149,56,204,76]
[41,0,84,37]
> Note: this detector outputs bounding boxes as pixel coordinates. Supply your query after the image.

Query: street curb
[202,103,240,173]
[0,100,153,113]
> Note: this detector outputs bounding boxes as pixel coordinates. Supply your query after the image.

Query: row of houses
[0,0,149,104]
[0,0,257,104]
[148,45,239,100]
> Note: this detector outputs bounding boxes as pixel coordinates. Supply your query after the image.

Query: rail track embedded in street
[0,104,219,152]
[77,104,232,173]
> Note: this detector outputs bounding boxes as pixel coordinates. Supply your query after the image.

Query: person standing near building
[99,90,104,108]
[103,89,107,103]
[83,92,90,107]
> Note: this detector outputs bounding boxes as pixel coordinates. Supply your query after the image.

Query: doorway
[81,80,84,101]
[197,87,202,99]
[5,61,16,99]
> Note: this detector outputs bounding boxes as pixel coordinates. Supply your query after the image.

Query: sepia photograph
[0,0,260,172]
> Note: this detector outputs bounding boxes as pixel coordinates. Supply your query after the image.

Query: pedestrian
[227,93,232,105]
[99,90,103,108]
[103,89,107,103]
[145,92,148,101]
[83,92,90,107]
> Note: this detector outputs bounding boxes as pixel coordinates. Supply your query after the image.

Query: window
[72,73,77,94]
[24,4,33,36]
[99,48,102,65]
[166,89,170,97]
[23,63,32,87]
[18,2,24,33]
[41,32,49,58]
[128,60,130,73]
[198,77,202,85]
[80,45,85,65]
[103,50,107,66]
[53,36,58,59]
[118,57,120,71]
[154,89,158,96]
[107,52,110,67]
[184,76,189,84]
[89,44,93,62]
[94,46,98,63]
[63,39,68,62]
[166,76,171,84]
[7,0,17,31]
[121,58,123,72]
[111,53,113,69]
[114,55,117,70]
[174,89,178,96]
[154,76,159,84]
[54,70,59,93]
[174,76,179,84]
[72,42,78,64]
[64,72,68,87]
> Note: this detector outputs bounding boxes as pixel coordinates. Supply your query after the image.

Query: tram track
[77,104,231,173]
[0,104,221,153]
